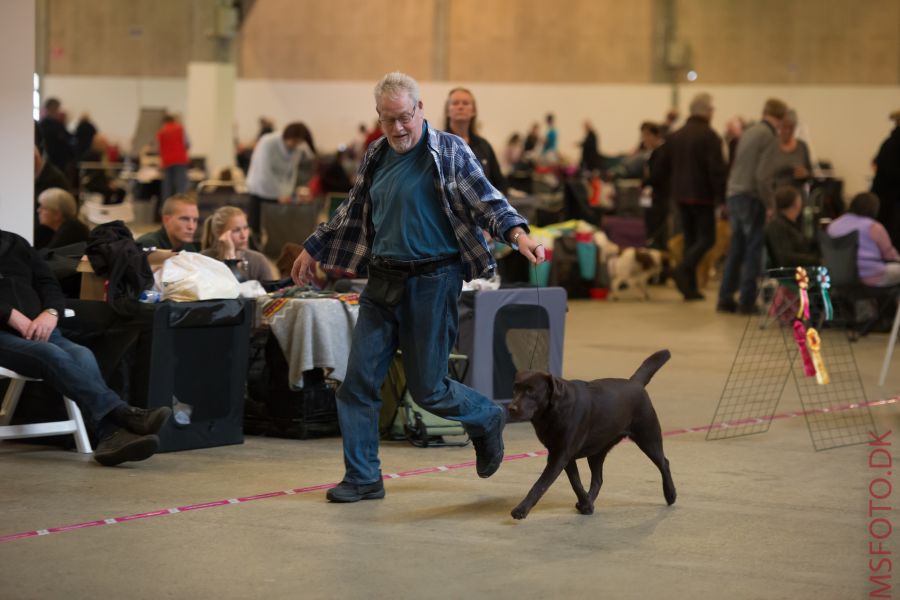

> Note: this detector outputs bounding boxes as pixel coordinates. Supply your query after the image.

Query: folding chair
[0,367,92,454]
[819,230,900,338]
[879,298,900,386]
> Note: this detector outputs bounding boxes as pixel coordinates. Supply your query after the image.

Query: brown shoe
[113,406,172,436]
[94,429,159,467]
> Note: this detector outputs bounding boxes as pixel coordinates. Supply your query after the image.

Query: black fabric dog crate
[244,332,340,439]
[131,299,251,452]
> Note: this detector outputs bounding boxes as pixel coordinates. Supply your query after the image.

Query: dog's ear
[548,373,566,404]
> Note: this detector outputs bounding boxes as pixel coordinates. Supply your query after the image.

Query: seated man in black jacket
[764,186,820,268]
[0,229,171,466]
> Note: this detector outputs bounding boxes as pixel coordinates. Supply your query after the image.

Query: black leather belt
[370,254,460,276]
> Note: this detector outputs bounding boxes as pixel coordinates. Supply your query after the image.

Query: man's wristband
[512,231,523,245]
[44,308,59,318]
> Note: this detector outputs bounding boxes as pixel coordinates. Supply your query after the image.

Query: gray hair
[37,187,77,220]
[689,93,713,118]
[782,109,798,127]
[374,72,420,109]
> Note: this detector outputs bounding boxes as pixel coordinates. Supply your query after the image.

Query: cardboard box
[76,250,176,301]
[76,257,106,301]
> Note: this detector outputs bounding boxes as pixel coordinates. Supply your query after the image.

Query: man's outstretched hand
[291,249,317,286]
[515,232,546,265]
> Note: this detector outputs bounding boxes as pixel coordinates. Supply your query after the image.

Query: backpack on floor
[379,354,469,448]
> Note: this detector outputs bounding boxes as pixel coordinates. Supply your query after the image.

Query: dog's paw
[665,487,677,506]
[575,501,594,515]
[510,505,530,520]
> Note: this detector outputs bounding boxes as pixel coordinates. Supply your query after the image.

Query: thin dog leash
[528,243,544,370]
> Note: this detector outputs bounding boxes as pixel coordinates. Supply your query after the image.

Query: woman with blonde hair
[201,206,275,282]
[444,87,507,193]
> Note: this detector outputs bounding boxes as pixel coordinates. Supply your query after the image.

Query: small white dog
[593,230,620,260]
[607,247,668,301]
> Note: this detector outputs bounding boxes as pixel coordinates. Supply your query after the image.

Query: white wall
[0,1,36,240]
[44,75,899,197]
[186,62,236,173]
[45,76,188,151]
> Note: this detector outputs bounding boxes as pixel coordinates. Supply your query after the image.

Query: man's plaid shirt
[303,122,528,281]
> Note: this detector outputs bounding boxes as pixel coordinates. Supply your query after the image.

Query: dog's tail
[629,350,671,387]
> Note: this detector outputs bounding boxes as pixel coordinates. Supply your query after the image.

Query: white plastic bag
[159,252,240,301]
[238,280,267,298]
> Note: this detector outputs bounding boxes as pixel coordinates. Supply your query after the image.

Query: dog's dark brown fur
[507,350,676,519]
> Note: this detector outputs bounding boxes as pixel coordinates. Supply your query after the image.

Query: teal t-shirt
[370,124,458,260]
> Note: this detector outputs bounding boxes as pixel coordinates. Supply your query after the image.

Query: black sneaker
[716,299,738,313]
[326,480,386,503]
[472,410,506,478]
[94,429,159,467]
[113,405,173,436]
[671,268,690,297]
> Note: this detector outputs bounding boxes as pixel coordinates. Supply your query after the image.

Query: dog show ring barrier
[707,266,876,451]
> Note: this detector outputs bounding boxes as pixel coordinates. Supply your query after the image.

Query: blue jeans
[336,262,501,484]
[162,164,189,201]
[719,193,766,308]
[0,329,123,431]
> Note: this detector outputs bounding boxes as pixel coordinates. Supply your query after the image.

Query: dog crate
[456,287,567,413]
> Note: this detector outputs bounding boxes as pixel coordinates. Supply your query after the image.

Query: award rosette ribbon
[792,320,816,377]
[795,267,810,321]
[805,327,831,385]
[816,267,833,321]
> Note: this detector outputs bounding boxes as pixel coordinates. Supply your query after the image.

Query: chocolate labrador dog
[507,349,676,519]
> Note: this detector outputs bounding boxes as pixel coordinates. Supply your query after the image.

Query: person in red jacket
[156,114,190,201]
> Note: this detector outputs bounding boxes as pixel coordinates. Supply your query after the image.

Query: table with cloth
[255,291,359,389]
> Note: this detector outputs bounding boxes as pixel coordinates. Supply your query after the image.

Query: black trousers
[644,197,670,251]
[676,203,716,290]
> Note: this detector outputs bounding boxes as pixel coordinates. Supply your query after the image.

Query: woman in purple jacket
[827,192,900,287]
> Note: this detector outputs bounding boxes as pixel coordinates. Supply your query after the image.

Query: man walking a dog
[292,72,545,502]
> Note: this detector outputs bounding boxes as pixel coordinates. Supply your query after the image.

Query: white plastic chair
[879,298,900,387]
[0,367,93,454]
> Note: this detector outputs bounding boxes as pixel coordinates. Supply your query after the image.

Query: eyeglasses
[378,104,417,128]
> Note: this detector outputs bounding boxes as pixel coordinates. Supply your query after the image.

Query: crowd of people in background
[25,90,900,311]
[7,83,900,470]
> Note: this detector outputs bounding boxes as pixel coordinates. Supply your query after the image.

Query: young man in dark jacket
[764,186,819,268]
[0,229,171,466]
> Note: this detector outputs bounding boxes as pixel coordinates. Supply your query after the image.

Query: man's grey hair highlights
[689,93,713,118]
[374,72,420,109]
[782,109,798,127]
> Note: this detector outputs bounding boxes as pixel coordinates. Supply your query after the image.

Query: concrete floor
[1,285,898,599]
